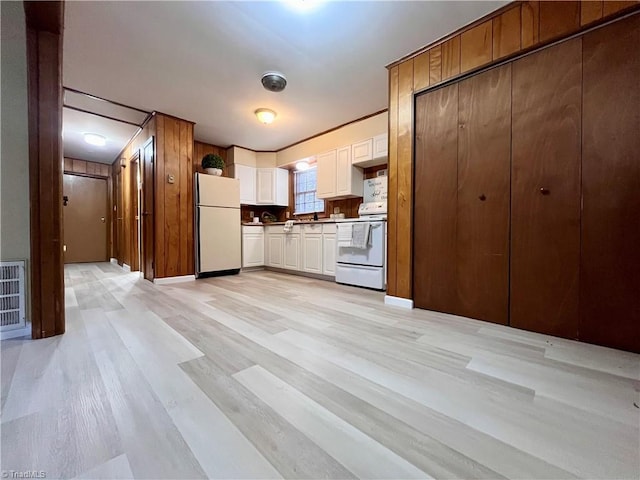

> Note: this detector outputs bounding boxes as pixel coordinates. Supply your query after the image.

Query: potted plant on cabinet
[202,153,225,176]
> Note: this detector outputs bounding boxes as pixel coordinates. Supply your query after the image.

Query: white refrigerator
[194,173,241,277]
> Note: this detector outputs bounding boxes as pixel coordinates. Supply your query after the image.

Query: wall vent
[0,261,26,331]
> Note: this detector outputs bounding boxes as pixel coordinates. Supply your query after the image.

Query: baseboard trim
[1,323,31,340]
[123,263,131,272]
[384,295,414,309]
[264,266,335,282]
[153,275,196,285]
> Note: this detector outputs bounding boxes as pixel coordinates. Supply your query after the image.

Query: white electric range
[335,198,387,290]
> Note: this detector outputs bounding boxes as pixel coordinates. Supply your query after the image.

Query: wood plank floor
[2,263,639,479]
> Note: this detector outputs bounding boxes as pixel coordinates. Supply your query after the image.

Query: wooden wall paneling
[413,84,459,312]
[72,158,86,174]
[141,137,155,281]
[129,153,140,272]
[441,36,461,80]
[413,51,429,91]
[580,14,640,352]
[456,65,511,325]
[155,115,166,278]
[123,153,132,267]
[386,66,399,296]
[460,20,493,73]
[581,1,603,25]
[603,1,639,16]
[521,1,540,48]
[26,16,65,338]
[164,117,180,277]
[179,120,194,275]
[396,60,414,299]
[539,1,581,43]
[429,45,442,85]
[194,141,228,177]
[510,38,582,339]
[493,6,522,59]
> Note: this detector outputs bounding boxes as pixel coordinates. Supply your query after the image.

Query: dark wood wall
[25,1,65,338]
[194,141,228,176]
[387,0,640,301]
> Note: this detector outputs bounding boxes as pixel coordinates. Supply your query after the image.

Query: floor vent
[0,261,26,331]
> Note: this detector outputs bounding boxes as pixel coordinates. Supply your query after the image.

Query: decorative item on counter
[283,220,295,233]
[202,153,225,176]
[252,217,260,223]
[261,211,278,223]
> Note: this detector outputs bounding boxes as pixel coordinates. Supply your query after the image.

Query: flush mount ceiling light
[261,71,287,93]
[295,160,310,171]
[255,108,277,124]
[83,133,106,146]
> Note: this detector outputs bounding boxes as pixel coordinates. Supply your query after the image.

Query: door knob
[479,194,486,201]
[540,187,550,195]
[101,217,105,223]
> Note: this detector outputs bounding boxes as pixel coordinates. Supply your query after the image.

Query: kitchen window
[294,167,324,215]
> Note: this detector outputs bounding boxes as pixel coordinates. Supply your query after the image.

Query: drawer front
[322,223,337,234]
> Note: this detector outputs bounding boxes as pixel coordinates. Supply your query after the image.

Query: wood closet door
[510,39,582,338]
[413,84,458,313]
[456,64,511,324]
[581,15,640,353]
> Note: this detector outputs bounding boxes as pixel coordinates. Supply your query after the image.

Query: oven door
[336,221,385,267]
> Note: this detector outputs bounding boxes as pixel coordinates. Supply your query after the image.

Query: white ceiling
[63,0,506,162]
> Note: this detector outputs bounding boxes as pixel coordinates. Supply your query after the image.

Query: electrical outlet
[167,174,175,184]
[333,207,340,214]
[286,211,290,218]
[250,211,254,218]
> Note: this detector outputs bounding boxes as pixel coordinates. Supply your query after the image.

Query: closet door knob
[540,188,550,195]
[479,194,486,201]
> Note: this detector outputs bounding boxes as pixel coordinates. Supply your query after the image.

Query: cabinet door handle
[479,194,486,201]
[540,187,550,195]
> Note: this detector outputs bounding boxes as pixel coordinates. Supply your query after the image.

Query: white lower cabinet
[302,224,323,274]
[242,226,264,268]
[264,223,336,278]
[283,234,301,270]
[322,223,336,275]
[266,234,284,268]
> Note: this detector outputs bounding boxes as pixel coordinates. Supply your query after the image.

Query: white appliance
[335,176,387,290]
[194,173,241,278]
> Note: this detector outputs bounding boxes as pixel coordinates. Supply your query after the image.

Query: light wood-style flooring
[1,263,639,479]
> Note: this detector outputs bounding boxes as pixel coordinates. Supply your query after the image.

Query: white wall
[1,2,31,320]
[276,112,387,167]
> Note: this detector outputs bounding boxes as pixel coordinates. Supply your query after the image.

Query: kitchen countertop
[242,219,348,226]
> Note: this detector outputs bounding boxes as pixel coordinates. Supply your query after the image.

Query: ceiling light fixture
[261,71,287,92]
[295,160,310,171]
[84,133,106,146]
[255,108,277,124]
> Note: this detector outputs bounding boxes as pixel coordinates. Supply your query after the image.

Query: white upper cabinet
[256,167,289,206]
[234,164,257,205]
[373,133,388,159]
[317,148,363,199]
[316,150,336,199]
[352,138,373,165]
[352,133,388,168]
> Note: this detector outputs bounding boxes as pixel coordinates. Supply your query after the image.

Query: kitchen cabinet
[241,226,264,268]
[316,148,363,199]
[302,224,323,274]
[234,164,257,205]
[283,233,301,270]
[256,168,288,206]
[266,233,284,268]
[352,133,388,168]
[322,224,336,276]
[316,150,336,198]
